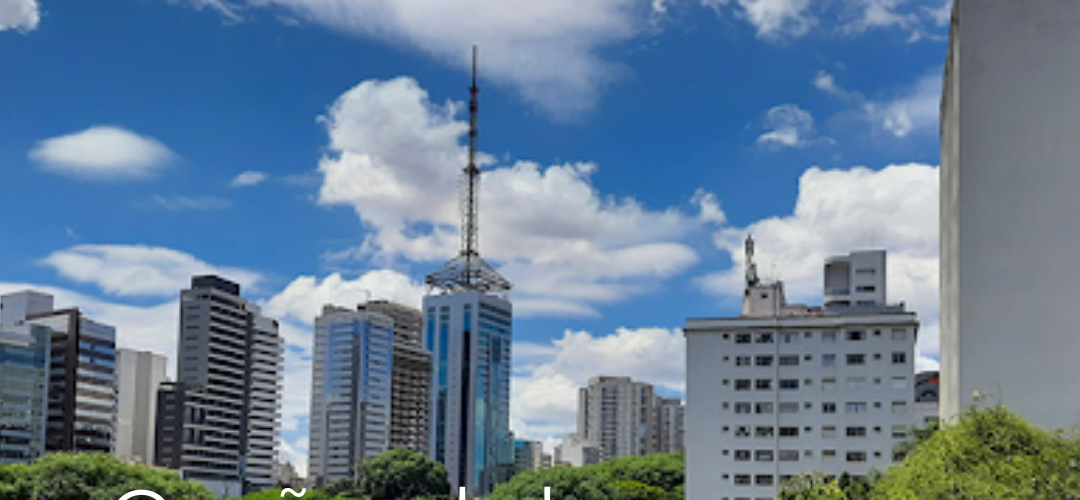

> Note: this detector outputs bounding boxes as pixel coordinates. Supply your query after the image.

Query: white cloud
[840,0,917,34]
[864,72,941,138]
[165,0,242,22]
[815,70,941,138]
[692,189,727,225]
[698,163,940,368]
[757,104,818,148]
[316,77,701,316]
[173,0,651,117]
[511,327,686,444]
[704,0,815,40]
[0,0,38,32]
[230,170,268,187]
[29,126,177,180]
[263,271,425,326]
[134,195,232,211]
[41,244,262,298]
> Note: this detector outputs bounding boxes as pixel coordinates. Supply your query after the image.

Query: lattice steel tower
[425,45,512,294]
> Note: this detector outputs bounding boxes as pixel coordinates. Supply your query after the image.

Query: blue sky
[1,0,947,472]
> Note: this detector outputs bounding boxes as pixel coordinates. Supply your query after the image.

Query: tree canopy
[0,453,216,500]
[488,453,684,500]
[355,448,450,500]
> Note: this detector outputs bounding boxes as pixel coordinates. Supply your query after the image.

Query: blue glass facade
[0,325,51,464]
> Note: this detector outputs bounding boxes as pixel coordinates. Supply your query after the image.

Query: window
[822,378,837,390]
[779,379,799,390]
[779,402,799,414]
[873,353,882,360]
[755,450,773,462]
[779,450,799,462]
[892,426,908,439]
[846,402,868,414]
[855,285,876,293]
[755,475,774,486]
[734,450,751,461]
[735,403,751,414]
[822,426,836,438]
[779,427,799,437]
[846,427,867,438]
[847,377,867,389]
[804,331,814,339]
[847,330,865,341]
[804,379,813,387]
[735,426,750,437]
[779,355,799,366]
[756,333,774,344]
[822,354,836,367]
[847,451,867,463]
[735,334,752,344]
[755,355,774,367]
[891,329,907,341]
[723,402,730,409]
[755,426,774,438]
[892,401,908,414]
[822,402,837,414]
[723,380,730,386]
[735,379,751,391]
[723,334,730,340]
[823,450,837,462]
[755,403,774,414]
[892,376,908,389]
[734,475,751,486]
[756,379,773,390]
[846,354,866,366]
[892,352,908,364]
[781,333,797,344]
[735,356,751,366]
[823,332,837,343]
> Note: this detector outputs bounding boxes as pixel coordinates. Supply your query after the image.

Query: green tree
[872,406,1080,500]
[356,448,450,500]
[0,453,216,500]
[891,420,939,462]
[487,453,684,500]
[777,473,846,500]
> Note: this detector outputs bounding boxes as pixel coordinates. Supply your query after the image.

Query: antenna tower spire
[424,45,512,295]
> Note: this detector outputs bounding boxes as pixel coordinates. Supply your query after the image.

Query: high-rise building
[653,396,685,454]
[115,349,168,464]
[577,376,656,460]
[422,46,515,497]
[512,439,543,473]
[0,323,51,464]
[308,305,395,485]
[553,434,600,468]
[684,242,918,500]
[3,291,118,454]
[359,300,432,455]
[155,276,283,497]
[939,0,1080,430]
[423,292,514,494]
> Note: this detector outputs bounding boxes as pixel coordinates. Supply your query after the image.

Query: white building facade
[685,245,918,500]
[939,0,1080,430]
[554,434,600,467]
[424,291,514,496]
[577,376,656,461]
[308,305,394,485]
[116,349,168,464]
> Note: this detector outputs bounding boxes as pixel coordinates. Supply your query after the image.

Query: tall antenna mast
[424,45,512,295]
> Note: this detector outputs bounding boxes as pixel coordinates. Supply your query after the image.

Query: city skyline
[1,0,946,477]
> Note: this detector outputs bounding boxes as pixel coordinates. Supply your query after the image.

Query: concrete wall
[940,0,1080,429]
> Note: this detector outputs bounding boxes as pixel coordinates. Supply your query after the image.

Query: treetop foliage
[0,453,216,500]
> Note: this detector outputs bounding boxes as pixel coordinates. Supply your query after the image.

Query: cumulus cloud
[697,163,940,370]
[704,0,951,42]
[29,126,177,180]
[511,327,686,443]
[757,104,821,148]
[263,271,425,325]
[0,0,39,32]
[230,170,268,187]
[40,244,262,298]
[133,195,232,211]
[692,189,727,225]
[316,77,701,317]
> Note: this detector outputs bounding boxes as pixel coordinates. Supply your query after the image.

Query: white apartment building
[554,433,600,467]
[939,0,1080,430]
[654,396,685,454]
[116,349,168,464]
[685,242,918,500]
[578,376,656,460]
[308,305,394,485]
